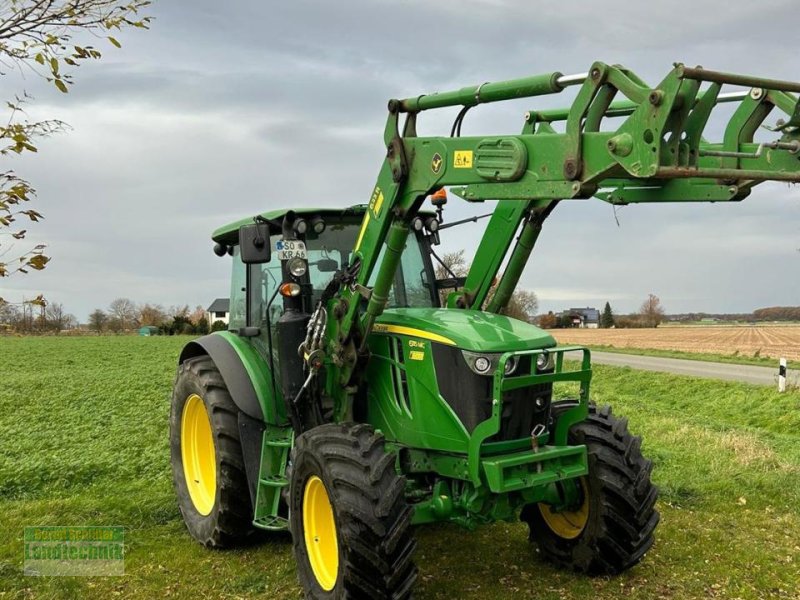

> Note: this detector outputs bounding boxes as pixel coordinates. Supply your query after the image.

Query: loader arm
[320,61,800,409]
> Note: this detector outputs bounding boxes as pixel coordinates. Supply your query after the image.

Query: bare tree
[433,248,538,321]
[88,308,107,333]
[0,1,151,280]
[504,289,538,323]
[138,302,167,327]
[433,249,469,305]
[639,293,665,328]
[45,301,68,331]
[537,311,558,329]
[188,304,206,325]
[0,297,20,330]
[169,304,190,319]
[108,297,136,330]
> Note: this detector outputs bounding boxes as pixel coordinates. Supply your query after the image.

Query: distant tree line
[537,295,666,329]
[0,297,227,335]
[0,296,77,333]
[538,300,800,329]
[751,306,800,321]
[667,313,753,322]
[88,299,226,335]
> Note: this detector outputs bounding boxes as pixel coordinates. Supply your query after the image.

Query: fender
[179,331,282,424]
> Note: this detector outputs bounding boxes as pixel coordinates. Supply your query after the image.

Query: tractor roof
[212,205,368,244]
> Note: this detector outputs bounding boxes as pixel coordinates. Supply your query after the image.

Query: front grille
[432,344,552,442]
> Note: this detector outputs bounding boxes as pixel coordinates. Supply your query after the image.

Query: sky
[2,0,799,321]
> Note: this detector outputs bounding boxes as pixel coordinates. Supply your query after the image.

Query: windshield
[248,217,436,327]
[367,235,435,309]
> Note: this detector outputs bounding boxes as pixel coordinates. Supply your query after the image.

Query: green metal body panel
[188,62,800,532]
[364,333,469,453]
[215,331,285,425]
[375,308,556,352]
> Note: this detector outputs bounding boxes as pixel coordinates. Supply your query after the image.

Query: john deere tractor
[171,63,800,598]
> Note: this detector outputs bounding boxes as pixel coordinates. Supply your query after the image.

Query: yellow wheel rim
[303,475,339,591]
[181,394,216,516]
[538,478,590,540]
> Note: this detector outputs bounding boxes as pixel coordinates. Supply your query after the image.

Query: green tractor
[171,62,800,598]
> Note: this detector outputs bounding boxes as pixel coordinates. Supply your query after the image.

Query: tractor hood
[374,308,555,352]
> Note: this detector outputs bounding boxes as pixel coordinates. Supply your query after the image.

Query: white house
[558,307,600,328]
[207,298,230,326]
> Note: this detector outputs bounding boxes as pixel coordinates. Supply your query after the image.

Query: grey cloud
[2,0,798,319]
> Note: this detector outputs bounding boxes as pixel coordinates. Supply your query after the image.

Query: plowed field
[553,325,800,361]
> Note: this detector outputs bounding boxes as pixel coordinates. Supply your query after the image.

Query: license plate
[276,240,307,260]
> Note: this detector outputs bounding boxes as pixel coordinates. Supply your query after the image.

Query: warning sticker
[453,150,473,169]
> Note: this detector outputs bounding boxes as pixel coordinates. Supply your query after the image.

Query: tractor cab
[211,206,440,339]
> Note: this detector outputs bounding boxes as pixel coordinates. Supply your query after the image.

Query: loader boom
[317,61,800,412]
[177,62,800,595]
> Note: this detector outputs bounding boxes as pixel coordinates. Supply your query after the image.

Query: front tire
[289,423,417,599]
[170,356,255,547]
[521,402,659,574]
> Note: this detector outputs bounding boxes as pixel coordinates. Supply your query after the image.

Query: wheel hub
[538,477,589,540]
[181,393,216,515]
[303,475,339,591]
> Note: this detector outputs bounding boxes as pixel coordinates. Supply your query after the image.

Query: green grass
[584,344,785,368]
[1,336,799,599]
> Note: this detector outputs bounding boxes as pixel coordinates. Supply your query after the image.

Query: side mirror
[239,223,271,264]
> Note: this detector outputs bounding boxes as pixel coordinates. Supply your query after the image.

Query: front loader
[170,62,800,598]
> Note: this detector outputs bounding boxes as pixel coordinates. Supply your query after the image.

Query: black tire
[521,402,659,575]
[170,355,255,547]
[288,423,417,599]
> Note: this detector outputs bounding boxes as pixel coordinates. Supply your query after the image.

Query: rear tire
[521,402,659,575]
[170,355,255,547]
[289,423,417,599]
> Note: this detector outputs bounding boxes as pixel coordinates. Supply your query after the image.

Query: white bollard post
[778,358,787,393]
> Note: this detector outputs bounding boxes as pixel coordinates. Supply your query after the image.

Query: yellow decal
[409,350,425,361]
[354,213,370,252]
[369,186,384,217]
[408,340,425,348]
[371,324,455,346]
[454,150,473,169]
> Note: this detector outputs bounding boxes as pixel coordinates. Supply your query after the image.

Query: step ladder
[252,425,293,531]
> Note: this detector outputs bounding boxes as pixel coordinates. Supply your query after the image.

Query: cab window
[246,218,438,328]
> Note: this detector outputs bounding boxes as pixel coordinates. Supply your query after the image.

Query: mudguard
[179,332,278,423]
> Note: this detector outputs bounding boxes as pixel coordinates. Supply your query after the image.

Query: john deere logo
[431,153,443,174]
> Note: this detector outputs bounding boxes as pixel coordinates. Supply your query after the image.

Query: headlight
[310,216,326,234]
[462,351,518,376]
[504,356,518,375]
[462,351,494,375]
[536,351,555,371]
[293,219,308,235]
[474,356,491,374]
[288,257,307,277]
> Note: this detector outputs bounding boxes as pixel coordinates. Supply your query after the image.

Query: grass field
[2,336,800,599]
[554,325,800,362]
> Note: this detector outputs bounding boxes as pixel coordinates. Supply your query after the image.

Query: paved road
[590,351,798,387]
